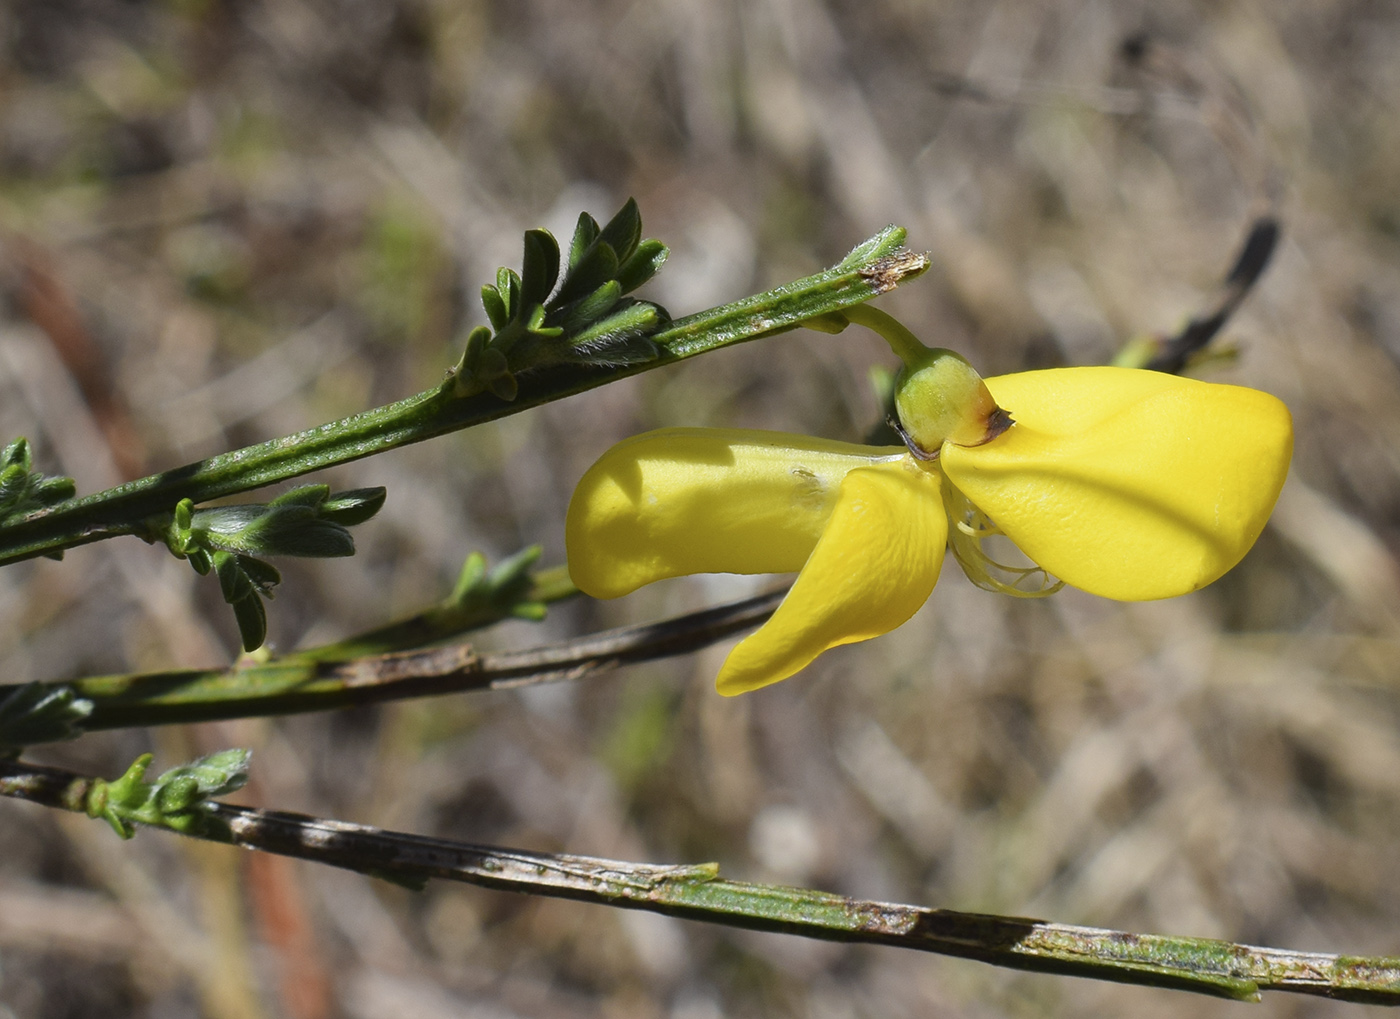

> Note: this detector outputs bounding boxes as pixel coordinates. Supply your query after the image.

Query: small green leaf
[584,333,660,366]
[257,515,356,558]
[155,748,251,799]
[567,212,601,272]
[598,197,643,266]
[480,286,508,331]
[0,465,26,512]
[560,280,622,331]
[232,591,267,651]
[269,484,330,509]
[489,373,518,401]
[496,267,522,320]
[199,505,266,536]
[615,239,668,295]
[203,504,355,558]
[524,303,552,335]
[569,301,662,352]
[447,551,489,605]
[555,242,618,305]
[0,437,29,469]
[238,555,281,596]
[214,550,254,603]
[33,476,76,503]
[487,543,543,590]
[521,228,561,309]
[319,487,386,527]
[156,776,200,813]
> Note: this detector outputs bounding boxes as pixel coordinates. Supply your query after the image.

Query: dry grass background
[1,0,1399,1016]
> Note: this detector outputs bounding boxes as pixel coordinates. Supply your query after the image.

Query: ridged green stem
[0,229,925,565]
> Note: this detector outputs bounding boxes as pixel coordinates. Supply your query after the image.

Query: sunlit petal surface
[941,367,1293,600]
[566,428,899,598]
[716,460,946,695]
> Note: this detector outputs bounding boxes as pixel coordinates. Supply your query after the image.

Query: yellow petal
[566,428,900,599]
[716,459,946,695]
[940,366,1293,600]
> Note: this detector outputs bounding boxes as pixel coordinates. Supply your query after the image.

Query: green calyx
[806,304,1008,457]
[893,347,1010,456]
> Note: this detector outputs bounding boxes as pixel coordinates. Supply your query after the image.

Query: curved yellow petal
[716,460,946,695]
[940,367,1293,600]
[566,428,900,598]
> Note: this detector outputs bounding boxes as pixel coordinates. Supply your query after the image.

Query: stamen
[941,483,1063,598]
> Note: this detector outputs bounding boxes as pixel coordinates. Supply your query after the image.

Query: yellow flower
[567,366,1292,695]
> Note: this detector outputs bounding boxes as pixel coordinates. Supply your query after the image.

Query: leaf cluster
[160,485,386,651]
[442,544,549,621]
[0,682,93,755]
[85,749,250,839]
[0,438,76,532]
[454,198,670,399]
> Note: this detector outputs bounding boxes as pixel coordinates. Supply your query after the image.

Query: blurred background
[2,0,1399,1016]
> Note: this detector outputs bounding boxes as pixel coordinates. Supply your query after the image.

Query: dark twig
[3,757,1400,1005]
[6,589,785,735]
[1143,216,1281,374]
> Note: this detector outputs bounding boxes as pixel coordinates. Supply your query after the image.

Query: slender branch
[0,231,927,566]
[1113,216,1280,372]
[5,590,783,736]
[3,758,1398,1005]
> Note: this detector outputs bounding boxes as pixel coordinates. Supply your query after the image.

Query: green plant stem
[837,303,932,366]
[3,757,1398,1005]
[0,230,926,566]
[3,589,782,736]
